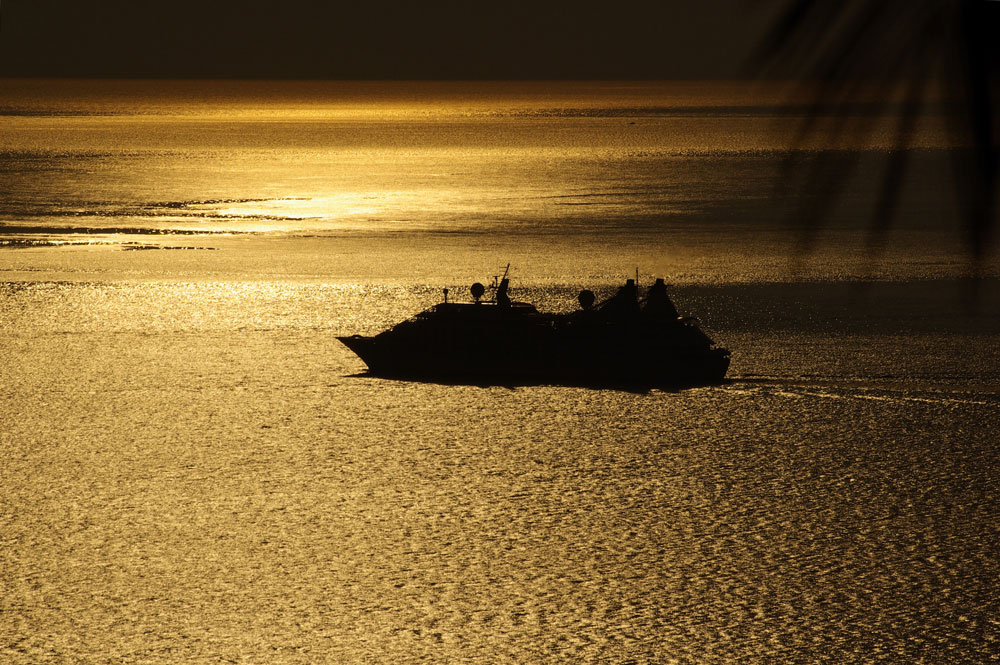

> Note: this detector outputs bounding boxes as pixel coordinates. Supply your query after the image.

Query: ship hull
[337,332,729,387]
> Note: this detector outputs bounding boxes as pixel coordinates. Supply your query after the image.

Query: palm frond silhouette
[756,0,998,268]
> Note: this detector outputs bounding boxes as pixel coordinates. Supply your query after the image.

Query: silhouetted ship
[338,270,730,387]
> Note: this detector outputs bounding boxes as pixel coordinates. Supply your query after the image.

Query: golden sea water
[2,80,998,663]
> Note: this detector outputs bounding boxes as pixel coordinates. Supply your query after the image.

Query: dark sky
[0,1,770,79]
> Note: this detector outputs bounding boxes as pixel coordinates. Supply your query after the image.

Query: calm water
[2,80,998,663]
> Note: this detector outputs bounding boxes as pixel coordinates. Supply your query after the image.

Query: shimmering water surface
[2,80,998,663]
